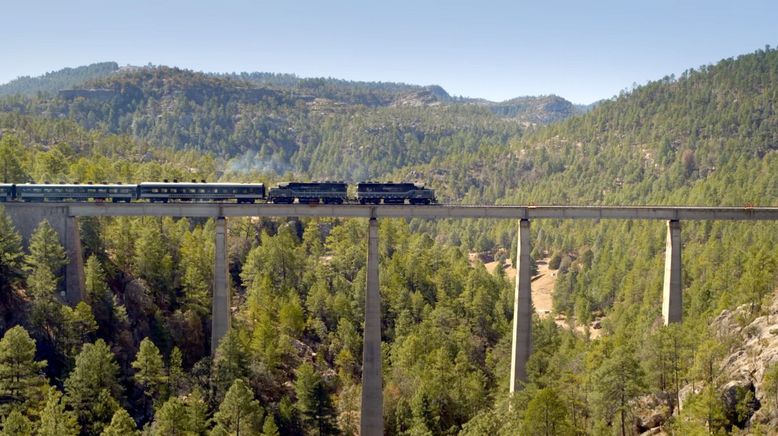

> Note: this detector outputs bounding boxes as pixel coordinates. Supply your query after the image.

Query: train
[0,181,436,205]
[268,182,348,204]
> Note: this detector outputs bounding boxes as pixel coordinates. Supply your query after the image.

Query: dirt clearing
[483,258,555,316]
[481,256,601,339]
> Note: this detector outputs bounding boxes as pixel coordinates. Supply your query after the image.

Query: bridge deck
[3,203,778,220]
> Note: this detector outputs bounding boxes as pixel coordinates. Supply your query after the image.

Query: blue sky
[2,0,776,103]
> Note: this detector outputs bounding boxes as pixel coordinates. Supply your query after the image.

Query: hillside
[455,47,778,434]
[0,65,582,183]
[480,94,582,124]
[425,47,778,320]
[222,71,447,107]
[0,48,776,435]
[0,62,119,97]
[407,48,778,204]
[1,66,526,182]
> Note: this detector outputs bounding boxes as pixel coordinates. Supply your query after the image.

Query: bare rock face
[702,291,778,428]
[716,295,778,401]
[677,383,702,412]
[632,392,673,433]
[720,380,760,428]
[391,86,451,107]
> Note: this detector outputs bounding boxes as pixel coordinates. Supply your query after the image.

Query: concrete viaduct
[4,202,778,436]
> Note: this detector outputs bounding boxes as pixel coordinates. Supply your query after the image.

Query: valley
[0,46,776,434]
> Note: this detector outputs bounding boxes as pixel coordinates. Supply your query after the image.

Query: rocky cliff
[710,291,778,429]
[632,290,778,435]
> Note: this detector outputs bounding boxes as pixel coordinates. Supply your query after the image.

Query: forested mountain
[0,62,119,97]
[478,94,582,124]
[221,72,450,107]
[0,47,777,435]
[0,66,580,182]
[435,46,778,433]
[1,66,524,181]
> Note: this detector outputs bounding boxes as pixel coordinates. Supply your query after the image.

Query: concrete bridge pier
[662,220,682,325]
[3,204,84,304]
[211,217,230,354]
[510,219,532,393]
[360,216,383,435]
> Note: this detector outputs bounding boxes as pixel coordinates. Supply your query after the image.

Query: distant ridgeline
[0,62,119,97]
[484,95,581,124]
[57,86,284,105]
[0,65,549,181]
[1,61,581,112]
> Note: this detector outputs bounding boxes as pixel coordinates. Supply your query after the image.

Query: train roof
[16,183,136,189]
[275,181,347,187]
[357,182,426,188]
[138,182,264,187]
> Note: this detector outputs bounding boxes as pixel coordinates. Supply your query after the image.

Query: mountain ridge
[1,63,581,123]
[0,62,120,97]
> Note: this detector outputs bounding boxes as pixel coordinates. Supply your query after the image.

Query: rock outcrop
[714,296,778,391]
[720,380,760,428]
[391,86,451,107]
[632,392,673,432]
[485,95,577,124]
[698,291,778,429]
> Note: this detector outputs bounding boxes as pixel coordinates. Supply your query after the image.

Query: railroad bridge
[4,203,778,436]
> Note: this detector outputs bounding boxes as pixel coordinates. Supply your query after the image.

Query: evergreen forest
[0,47,776,434]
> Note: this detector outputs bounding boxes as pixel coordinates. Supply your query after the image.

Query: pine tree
[0,207,23,296]
[185,389,210,435]
[100,408,139,436]
[84,255,114,333]
[150,396,187,436]
[261,416,279,436]
[25,220,68,275]
[133,221,174,306]
[64,339,122,434]
[0,409,31,436]
[180,224,214,314]
[301,221,324,257]
[679,385,728,433]
[521,387,572,436]
[278,294,304,338]
[212,329,249,403]
[277,395,300,435]
[764,363,778,418]
[151,393,209,436]
[26,266,64,345]
[168,346,184,396]
[593,344,646,436]
[89,389,120,435]
[61,302,98,356]
[294,362,337,435]
[132,337,167,401]
[78,217,104,259]
[687,339,727,431]
[25,223,69,350]
[26,265,58,301]
[0,326,47,417]
[240,228,303,296]
[0,135,28,183]
[103,217,135,280]
[212,378,264,436]
[38,387,79,436]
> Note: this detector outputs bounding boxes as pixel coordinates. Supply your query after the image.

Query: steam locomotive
[0,181,436,205]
